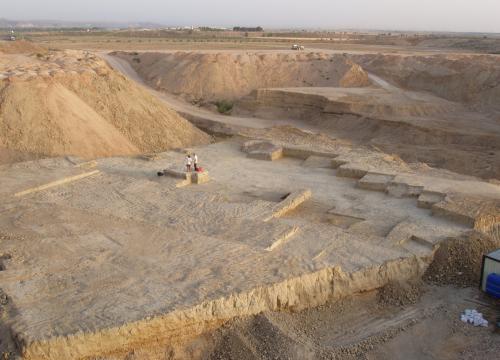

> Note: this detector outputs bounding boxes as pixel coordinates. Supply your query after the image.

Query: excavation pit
[0,139,497,359]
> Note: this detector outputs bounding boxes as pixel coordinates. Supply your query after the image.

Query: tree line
[233,26,263,32]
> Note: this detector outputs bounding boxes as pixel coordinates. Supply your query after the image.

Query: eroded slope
[114,51,372,101]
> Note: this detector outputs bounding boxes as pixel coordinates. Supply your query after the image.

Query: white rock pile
[460,309,488,327]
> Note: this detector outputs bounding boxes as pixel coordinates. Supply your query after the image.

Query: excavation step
[247,147,283,161]
[242,140,283,161]
[263,189,312,221]
[386,181,424,198]
[282,145,338,160]
[336,164,368,179]
[302,155,335,168]
[358,173,395,192]
[417,191,446,209]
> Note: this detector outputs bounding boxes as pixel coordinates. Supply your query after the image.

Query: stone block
[302,156,335,168]
[192,171,210,185]
[331,158,349,169]
[386,182,424,198]
[247,148,283,161]
[336,164,368,179]
[417,191,446,209]
[358,173,394,192]
[282,146,337,160]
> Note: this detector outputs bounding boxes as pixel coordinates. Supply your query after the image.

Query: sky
[4,0,500,33]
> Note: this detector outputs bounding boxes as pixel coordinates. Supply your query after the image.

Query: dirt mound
[378,280,423,307]
[424,230,500,287]
[339,63,372,88]
[0,40,46,55]
[0,51,210,160]
[208,315,309,360]
[115,51,364,101]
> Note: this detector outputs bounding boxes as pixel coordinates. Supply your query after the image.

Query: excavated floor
[239,86,500,138]
[0,139,479,358]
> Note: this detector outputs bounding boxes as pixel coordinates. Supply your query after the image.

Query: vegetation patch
[214,100,234,114]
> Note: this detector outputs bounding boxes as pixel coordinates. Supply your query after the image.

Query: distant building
[9,30,16,41]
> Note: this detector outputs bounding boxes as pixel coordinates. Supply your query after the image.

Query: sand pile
[353,53,500,112]
[0,50,210,160]
[339,62,372,88]
[424,230,500,287]
[115,51,371,101]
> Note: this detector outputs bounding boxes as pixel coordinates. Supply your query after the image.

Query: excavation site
[0,28,499,360]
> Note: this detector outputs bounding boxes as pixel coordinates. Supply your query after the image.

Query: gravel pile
[424,230,500,287]
[378,280,423,307]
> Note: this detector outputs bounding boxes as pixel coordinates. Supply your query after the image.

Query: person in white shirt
[193,153,199,171]
[185,155,192,172]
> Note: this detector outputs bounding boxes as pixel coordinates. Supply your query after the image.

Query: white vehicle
[291,44,305,50]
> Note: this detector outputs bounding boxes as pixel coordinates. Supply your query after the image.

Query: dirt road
[367,73,400,92]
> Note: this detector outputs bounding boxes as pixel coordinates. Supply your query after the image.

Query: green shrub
[214,100,233,114]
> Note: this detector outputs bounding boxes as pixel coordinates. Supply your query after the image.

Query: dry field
[7,29,500,54]
[0,33,499,359]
